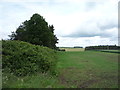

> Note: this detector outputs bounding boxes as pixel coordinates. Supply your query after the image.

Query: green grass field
[2,49,119,88]
[57,51,118,88]
[100,50,120,54]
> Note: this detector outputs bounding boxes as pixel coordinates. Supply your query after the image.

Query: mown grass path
[57,51,118,88]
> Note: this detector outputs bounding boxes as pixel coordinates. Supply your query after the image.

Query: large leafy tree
[9,13,58,49]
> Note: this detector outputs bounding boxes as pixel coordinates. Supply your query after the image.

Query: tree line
[85,45,120,50]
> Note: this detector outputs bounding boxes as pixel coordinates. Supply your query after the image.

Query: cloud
[0,0,119,47]
[63,22,118,38]
[57,36,118,47]
[60,1,118,39]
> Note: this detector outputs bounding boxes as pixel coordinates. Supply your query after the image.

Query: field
[100,50,120,54]
[2,48,119,88]
[57,50,118,88]
[59,47,84,52]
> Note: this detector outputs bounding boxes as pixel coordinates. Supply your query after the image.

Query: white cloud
[57,36,118,47]
[0,0,119,47]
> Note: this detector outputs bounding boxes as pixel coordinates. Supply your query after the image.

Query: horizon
[58,44,119,48]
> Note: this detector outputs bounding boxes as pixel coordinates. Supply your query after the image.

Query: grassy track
[57,51,118,88]
[3,51,119,88]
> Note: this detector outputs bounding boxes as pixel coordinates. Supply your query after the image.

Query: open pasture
[57,51,118,88]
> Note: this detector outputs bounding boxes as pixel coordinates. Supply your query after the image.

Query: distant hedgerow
[2,40,57,76]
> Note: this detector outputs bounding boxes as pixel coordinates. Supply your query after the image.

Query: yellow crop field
[59,48,85,51]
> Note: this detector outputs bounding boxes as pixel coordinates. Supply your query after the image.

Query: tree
[9,13,58,49]
[49,25,58,49]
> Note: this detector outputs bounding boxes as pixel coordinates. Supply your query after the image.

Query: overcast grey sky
[0,0,119,47]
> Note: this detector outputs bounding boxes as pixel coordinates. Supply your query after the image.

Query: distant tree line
[85,45,120,50]
[9,13,58,49]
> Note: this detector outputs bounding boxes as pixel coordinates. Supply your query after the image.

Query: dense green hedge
[2,40,57,76]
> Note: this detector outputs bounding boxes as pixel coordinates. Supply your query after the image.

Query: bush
[2,40,57,76]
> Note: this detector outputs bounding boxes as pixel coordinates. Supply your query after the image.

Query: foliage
[9,13,58,49]
[85,45,120,51]
[2,40,57,76]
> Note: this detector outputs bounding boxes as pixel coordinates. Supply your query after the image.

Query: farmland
[57,50,118,88]
[2,47,119,88]
[59,47,84,52]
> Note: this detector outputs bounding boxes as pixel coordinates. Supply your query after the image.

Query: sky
[0,0,119,47]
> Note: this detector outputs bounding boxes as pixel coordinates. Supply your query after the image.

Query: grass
[99,50,120,54]
[2,72,65,88]
[57,51,118,88]
[2,50,119,88]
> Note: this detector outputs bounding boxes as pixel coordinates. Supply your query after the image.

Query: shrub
[2,40,57,76]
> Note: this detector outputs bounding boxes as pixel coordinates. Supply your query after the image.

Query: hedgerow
[2,40,57,76]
